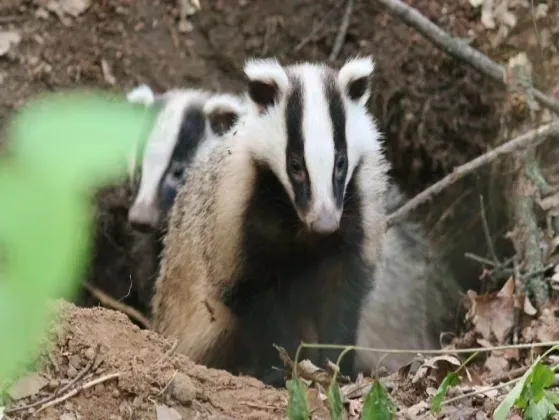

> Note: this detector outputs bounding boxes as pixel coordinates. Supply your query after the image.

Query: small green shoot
[327,381,344,420]
[430,350,479,414]
[430,371,459,413]
[494,346,559,420]
[361,379,395,420]
[286,378,309,420]
[0,90,155,386]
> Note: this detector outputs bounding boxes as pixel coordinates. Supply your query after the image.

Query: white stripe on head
[297,64,338,224]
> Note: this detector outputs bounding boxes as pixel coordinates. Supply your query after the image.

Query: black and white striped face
[242,56,383,234]
[127,87,245,231]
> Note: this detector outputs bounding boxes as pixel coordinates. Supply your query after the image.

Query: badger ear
[126,84,156,107]
[337,56,375,106]
[203,94,246,136]
[244,58,289,113]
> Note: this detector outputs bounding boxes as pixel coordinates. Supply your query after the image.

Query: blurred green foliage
[0,90,155,385]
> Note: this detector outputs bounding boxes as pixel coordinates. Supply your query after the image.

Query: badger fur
[153,56,396,386]
[354,183,461,374]
[125,85,246,314]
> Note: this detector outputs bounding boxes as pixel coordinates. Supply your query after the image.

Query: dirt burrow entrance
[5,301,288,420]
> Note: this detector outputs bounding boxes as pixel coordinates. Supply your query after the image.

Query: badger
[124,85,246,314]
[153,56,462,386]
[127,85,246,232]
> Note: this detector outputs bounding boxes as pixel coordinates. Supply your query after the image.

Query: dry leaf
[306,387,330,419]
[347,398,363,417]
[298,359,336,388]
[0,31,21,56]
[464,279,525,344]
[412,355,461,385]
[8,373,49,400]
[484,354,509,377]
[523,296,537,316]
[407,401,430,417]
[340,382,373,401]
[59,413,77,420]
[522,306,559,343]
[441,405,483,419]
[155,404,182,420]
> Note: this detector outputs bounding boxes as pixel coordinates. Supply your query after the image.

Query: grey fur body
[355,184,461,373]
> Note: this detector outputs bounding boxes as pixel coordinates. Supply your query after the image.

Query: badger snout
[128,201,161,232]
[305,204,341,234]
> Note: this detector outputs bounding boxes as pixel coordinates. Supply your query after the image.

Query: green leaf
[7,90,156,190]
[0,90,155,386]
[530,363,555,402]
[544,391,559,406]
[431,372,459,413]
[286,379,309,420]
[494,368,534,420]
[361,379,395,420]
[525,397,558,420]
[328,381,343,420]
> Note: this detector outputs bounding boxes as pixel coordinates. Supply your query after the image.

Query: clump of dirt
[5,300,287,420]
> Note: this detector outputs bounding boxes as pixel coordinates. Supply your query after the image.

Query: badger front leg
[155,295,238,369]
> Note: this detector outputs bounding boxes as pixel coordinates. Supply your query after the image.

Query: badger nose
[310,207,340,234]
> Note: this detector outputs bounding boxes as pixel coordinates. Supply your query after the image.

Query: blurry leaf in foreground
[328,381,343,420]
[286,378,309,420]
[7,90,156,190]
[0,90,155,385]
[361,379,395,420]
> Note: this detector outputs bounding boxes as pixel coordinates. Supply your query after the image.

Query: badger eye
[335,155,346,176]
[289,158,304,179]
[171,167,183,179]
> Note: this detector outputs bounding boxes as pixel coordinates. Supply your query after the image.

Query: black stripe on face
[325,76,348,209]
[285,79,311,213]
[158,107,206,211]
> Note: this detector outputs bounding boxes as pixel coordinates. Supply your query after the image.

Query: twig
[0,15,25,23]
[375,0,559,114]
[84,281,151,329]
[35,373,121,415]
[5,345,102,414]
[155,339,178,365]
[329,0,354,61]
[57,344,101,395]
[479,195,499,265]
[465,253,497,268]
[157,370,177,397]
[294,9,336,53]
[440,376,520,408]
[387,122,559,226]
